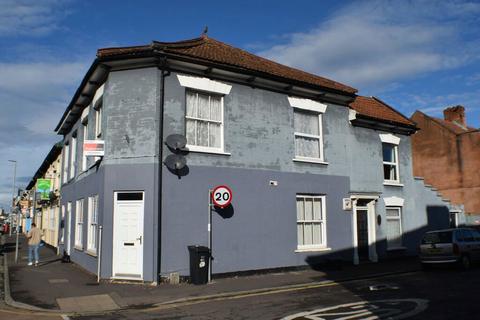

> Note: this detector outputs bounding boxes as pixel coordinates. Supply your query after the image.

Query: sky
[0,0,479,210]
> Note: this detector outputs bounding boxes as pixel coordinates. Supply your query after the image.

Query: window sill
[295,247,331,253]
[387,246,406,251]
[293,158,328,165]
[185,146,231,156]
[383,182,404,187]
[74,246,83,251]
[86,250,97,257]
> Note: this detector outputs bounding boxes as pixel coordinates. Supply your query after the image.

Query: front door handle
[136,236,142,245]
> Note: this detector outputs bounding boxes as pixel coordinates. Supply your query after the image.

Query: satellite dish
[164,154,187,171]
[166,134,187,150]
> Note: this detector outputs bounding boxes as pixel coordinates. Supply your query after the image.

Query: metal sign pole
[208,189,212,283]
[15,212,20,263]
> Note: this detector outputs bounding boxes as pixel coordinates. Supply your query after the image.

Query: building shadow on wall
[304,205,451,273]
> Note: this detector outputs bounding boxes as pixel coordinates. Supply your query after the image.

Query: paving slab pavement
[4,235,421,314]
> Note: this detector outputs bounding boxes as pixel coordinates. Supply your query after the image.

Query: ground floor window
[75,199,84,249]
[386,207,402,248]
[296,195,327,249]
[87,195,99,253]
[60,205,65,244]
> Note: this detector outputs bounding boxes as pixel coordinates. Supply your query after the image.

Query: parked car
[419,228,480,270]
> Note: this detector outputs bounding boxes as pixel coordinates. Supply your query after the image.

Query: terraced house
[52,35,460,283]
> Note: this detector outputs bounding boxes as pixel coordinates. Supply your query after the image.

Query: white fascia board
[383,196,404,207]
[379,133,400,145]
[288,96,327,113]
[177,74,232,95]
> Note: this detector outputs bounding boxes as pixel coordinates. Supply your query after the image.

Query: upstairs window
[294,109,323,160]
[382,143,399,182]
[185,91,224,152]
[95,99,103,138]
[62,143,69,184]
[70,134,77,180]
[289,96,327,163]
[82,120,88,172]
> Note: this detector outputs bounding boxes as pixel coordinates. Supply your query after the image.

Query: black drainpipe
[157,56,170,283]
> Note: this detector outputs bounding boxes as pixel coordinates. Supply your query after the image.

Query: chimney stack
[443,105,466,127]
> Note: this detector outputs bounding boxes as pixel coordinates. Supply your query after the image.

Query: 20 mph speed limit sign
[212,185,233,208]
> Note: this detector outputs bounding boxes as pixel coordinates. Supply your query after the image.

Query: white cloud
[258,0,480,89]
[0,0,70,37]
[0,59,88,209]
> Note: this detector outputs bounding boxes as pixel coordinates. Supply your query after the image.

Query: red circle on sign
[212,185,233,208]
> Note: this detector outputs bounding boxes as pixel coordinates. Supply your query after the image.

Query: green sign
[37,179,51,200]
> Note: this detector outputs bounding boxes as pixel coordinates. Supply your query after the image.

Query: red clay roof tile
[97,36,357,95]
[350,96,415,126]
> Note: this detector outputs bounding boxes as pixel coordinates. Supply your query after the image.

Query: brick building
[411,106,480,223]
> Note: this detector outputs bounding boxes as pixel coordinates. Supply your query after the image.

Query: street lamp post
[8,160,20,263]
[8,160,16,237]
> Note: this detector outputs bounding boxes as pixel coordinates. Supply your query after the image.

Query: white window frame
[93,85,104,138]
[75,199,84,250]
[293,109,325,162]
[82,121,88,172]
[385,206,403,249]
[95,104,103,138]
[63,143,69,184]
[87,195,99,254]
[70,135,77,180]
[382,143,400,183]
[185,90,225,154]
[289,97,327,163]
[296,195,327,251]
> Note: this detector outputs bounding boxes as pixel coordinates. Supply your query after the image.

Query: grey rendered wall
[100,67,160,281]
[60,67,160,281]
[161,166,351,275]
[161,72,450,274]
[161,73,353,275]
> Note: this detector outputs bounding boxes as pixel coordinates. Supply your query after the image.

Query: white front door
[113,191,144,280]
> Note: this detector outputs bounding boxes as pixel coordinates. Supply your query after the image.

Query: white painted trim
[293,158,329,165]
[296,195,327,249]
[288,96,327,113]
[379,133,400,145]
[177,74,232,95]
[294,112,325,161]
[295,247,331,253]
[81,106,90,121]
[186,145,231,155]
[383,196,405,207]
[383,182,404,187]
[351,196,378,264]
[93,84,104,106]
[348,109,357,121]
